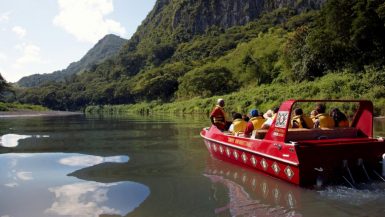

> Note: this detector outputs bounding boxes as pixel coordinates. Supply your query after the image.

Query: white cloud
[13,43,43,69]
[17,171,34,181]
[5,182,18,188]
[53,0,126,43]
[12,26,27,38]
[0,52,7,62]
[0,11,11,22]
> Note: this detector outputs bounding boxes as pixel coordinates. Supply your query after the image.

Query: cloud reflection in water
[59,155,129,167]
[46,181,150,217]
[0,134,49,147]
[0,134,32,147]
[0,153,149,217]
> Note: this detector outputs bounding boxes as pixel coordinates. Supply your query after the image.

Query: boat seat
[254,129,268,139]
[251,128,359,141]
[286,127,358,141]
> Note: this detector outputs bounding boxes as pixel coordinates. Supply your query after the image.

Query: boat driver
[210,99,227,130]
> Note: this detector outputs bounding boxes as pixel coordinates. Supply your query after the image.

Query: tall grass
[0,102,47,112]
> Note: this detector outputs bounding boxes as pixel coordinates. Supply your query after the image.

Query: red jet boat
[200,99,385,187]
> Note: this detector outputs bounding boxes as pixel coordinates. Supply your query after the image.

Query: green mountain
[17,34,127,87]
[16,0,385,112]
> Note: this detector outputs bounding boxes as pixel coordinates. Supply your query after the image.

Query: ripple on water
[318,184,385,206]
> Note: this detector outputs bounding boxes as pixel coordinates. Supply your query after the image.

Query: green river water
[0,114,384,217]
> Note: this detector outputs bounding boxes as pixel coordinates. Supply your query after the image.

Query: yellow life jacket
[249,117,265,129]
[315,113,335,128]
[291,114,314,129]
[232,118,247,133]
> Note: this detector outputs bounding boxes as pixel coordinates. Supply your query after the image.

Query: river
[0,114,384,217]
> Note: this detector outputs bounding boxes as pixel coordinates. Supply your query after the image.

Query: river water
[0,114,384,217]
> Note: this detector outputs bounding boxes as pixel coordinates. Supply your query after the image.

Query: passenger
[330,108,349,127]
[244,109,265,137]
[313,103,335,128]
[242,114,250,122]
[210,99,227,130]
[229,112,247,134]
[261,107,279,129]
[291,108,314,129]
[228,112,238,133]
[310,110,318,122]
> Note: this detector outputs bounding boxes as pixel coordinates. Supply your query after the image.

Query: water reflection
[59,155,129,167]
[0,134,32,147]
[204,151,385,217]
[46,181,150,217]
[204,157,302,217]
[0,115,384,217]
[0,153,150,217]
[0,134,50,148]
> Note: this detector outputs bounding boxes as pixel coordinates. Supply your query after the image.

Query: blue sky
[0,0,156,82]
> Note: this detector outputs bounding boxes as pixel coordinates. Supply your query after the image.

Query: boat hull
[201,127,300,185]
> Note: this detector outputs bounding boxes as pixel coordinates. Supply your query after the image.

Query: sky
[0,0,157,82]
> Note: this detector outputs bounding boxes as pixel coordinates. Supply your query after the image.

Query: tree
[177,65,239,99]
[0,73,10,101]
[285,0,385,78]
[349,0,385,67]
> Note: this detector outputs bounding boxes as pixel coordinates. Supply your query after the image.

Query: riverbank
[0,110,83,118]
[85,72,385,117]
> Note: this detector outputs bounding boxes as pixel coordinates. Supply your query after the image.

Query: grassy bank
[0,102,48,112]
[85,71,385,117]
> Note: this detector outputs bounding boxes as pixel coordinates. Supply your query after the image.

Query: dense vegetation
[0,74,9,97]
[86,69,385,117]
[12,0,385,116]
[0,102,46,112]
[0,73,47,111]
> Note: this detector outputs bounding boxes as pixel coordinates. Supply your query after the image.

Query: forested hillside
[17,34,127,87]
[15,0,385,114]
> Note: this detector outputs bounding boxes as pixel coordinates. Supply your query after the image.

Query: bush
[177,65,239,99]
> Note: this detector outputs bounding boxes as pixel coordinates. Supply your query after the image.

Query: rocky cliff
[171,0,324,34]
[129,0,325,49]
